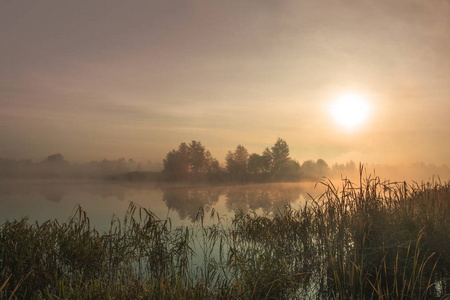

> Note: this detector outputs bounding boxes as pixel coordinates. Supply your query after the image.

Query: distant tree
[117,157,127,172]
[285,160,302,181]
[271,138,290,176]
[162,140,218,181]
[208,159,220,174]
[261,148,273,173]
[43,153,67,164]
[40,153,70,178]
[248,150,273,181]
[188,140,208,174]
[98,157,129,173]
[246,139,301,182]
[226,145,249,182]
[128,158,137,171]
[315,159,330,177]
[331,161,357,178]
[163,150,189,181]
[248,153,263,175]
[301,159,330,181]
[301,160,315,179]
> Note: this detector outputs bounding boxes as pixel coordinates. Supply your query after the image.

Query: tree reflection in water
[162,187,224,222]
[162,183,318,221]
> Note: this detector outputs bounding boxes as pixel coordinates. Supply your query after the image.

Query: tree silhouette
[188,140,209,174]
[315,159,329,177]
[43,153,67,164]
[271,138,290,176]
[162,140,219,181]
[301,159,330,180]
[161,138,334,183]
[261,148,273,173]
[226,145,249,182]
[163,149,189,181]
[235,139,300,182]
[248,153,263,175]
[248,150,272,181]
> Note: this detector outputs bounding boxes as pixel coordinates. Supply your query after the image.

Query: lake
[0,179,326,232]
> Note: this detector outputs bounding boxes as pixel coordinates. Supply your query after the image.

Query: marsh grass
[1,168,450,299]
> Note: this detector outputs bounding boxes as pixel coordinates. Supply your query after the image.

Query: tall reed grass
[1,169,449,299]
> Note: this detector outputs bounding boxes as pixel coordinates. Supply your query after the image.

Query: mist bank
[362,162,450,183]
[0,154,162,180]
[1,154,449,185]
[158,139,450,184]
[1,139,449,183]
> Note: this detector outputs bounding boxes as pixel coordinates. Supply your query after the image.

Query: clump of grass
[0,203,203,299]
[310,166,450,299]
[1,169,450,299]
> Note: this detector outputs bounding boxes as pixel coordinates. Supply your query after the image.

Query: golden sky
[1,1,450,166]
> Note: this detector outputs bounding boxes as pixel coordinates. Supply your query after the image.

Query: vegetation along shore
[1,169,450,299]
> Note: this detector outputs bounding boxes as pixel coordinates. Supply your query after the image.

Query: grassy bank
[1,173,450,299]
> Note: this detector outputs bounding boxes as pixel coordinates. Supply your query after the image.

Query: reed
[1,171,449,299]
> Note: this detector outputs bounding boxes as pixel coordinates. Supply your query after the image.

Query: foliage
[301,159,330,181]
[162,140,219,181]
[270,138,291,177]
[226,145,249,182]
[247,149,273,181]
[162,138,313,183]
[43,153,68,164]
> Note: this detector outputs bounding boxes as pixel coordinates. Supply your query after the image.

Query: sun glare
[330,93,370,130]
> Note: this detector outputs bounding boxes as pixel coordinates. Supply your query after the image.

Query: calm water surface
[0,179,326,232]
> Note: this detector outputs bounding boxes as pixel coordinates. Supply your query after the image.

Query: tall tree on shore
[162,147,189,181]
[248,153,263,175]
[271,138,291,178]
[162,140,218,181]
[226,145,249,181]
[188,140,211,174]
[261,148,273,173]
[248,149,272,180]
[301,159,330,180]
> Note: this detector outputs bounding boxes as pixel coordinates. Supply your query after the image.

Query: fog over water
[2,159,449,232]
[0,180,327,232]
[2,149,449,231]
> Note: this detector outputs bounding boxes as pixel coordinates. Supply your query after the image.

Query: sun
[329,93,370,130]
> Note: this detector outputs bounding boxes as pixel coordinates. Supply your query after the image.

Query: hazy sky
[1,0,450,165]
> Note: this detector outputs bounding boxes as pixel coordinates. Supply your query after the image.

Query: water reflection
[225,184,309,214]
[0,180,156,232]
[0,180,324,230]
[162,187,223,222]
[161,183,319,221]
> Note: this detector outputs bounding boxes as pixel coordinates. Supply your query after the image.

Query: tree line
[161,138,352,183]
[0,138,359,182]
